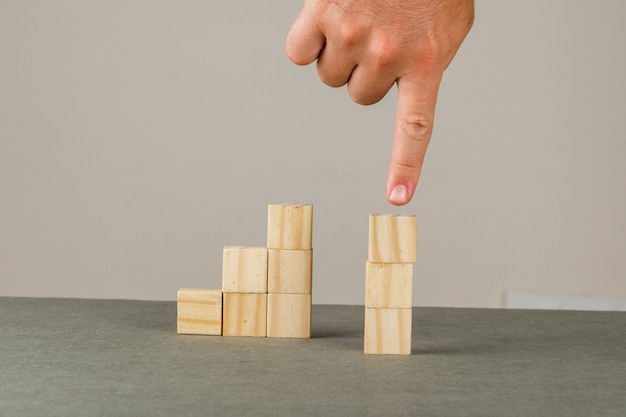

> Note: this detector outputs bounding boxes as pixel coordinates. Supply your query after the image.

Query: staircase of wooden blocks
[364,214,417,355]
[177,206,419,354]
[177,204,313,339]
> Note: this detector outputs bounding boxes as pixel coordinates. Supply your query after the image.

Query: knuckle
[415,45,444,74]
[368,37,403,72]
[339,22,365,48]
[341,32,359,49]
[369,40,400,71]
[400,114,433,143]
[402,114,433,140]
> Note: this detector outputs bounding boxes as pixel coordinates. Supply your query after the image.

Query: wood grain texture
[268,249,312,294]
[177,288,223,336]
[364,308,412,355]
[222,246,268,294]
[267,204,313,250]
[368,214,417,263]
[365,261,413,309]
[267,294,311,338]
[222,293,267,337]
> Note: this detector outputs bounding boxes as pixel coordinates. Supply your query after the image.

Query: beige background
[1,1,625,307]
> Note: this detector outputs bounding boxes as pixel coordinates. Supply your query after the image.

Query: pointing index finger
[386,72,443,205]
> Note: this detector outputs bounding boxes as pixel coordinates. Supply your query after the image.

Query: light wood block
[267,294,311,338]
[364,308,412,355]
[267,204,313,250]
[177,288,223,336]
[365,261,413,309]
[268,249,312,294]
[222,246,268,294]
[368,214,417,263]
[222,293,267,337]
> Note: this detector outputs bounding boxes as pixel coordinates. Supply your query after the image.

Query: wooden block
[365,261,413,309]
[177,288,222,335]
[267,294,311,338]
[368,214,417,263]
[364,308,412,355]
[222,246,268,293]
[222,293,267,337]
[268,249,312,294]
[267,204,313,250]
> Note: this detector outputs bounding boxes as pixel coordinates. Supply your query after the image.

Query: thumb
[386,73,442,206]
[286,5,326,66]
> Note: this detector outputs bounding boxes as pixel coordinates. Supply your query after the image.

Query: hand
[286,0,474,205]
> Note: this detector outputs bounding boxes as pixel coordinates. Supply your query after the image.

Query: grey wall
[1,1,625,307]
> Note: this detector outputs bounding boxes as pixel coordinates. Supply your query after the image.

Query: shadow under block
[222,246,268,294]
[365,261,413,309]
[267,204,313,250]
[222,293,267,337]
[268,249,312,294]
[368,214,417,263]
[267,294,311,338]
[364,308,412,355]
[177,288,223,336]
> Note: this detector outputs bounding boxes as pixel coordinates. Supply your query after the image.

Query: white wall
[1,1,625,307]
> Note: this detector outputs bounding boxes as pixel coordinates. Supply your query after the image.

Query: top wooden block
[368,214,417,263]
[267,204,313,250]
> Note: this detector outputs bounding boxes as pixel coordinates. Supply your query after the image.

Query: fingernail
[389,184,408,204]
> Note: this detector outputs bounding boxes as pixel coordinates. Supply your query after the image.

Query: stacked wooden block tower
[364,214,418,355]
[177,204,313,339]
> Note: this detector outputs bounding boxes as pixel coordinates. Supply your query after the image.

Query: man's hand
[286,0,474,205]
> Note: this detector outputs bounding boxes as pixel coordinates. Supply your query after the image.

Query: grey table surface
[0,297,624,417]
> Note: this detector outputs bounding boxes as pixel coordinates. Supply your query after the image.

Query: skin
[286,0,474,205]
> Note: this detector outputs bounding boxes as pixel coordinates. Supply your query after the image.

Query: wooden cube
[267,294,311,338]
[365,261,413,309]
[177,288,223,336]
[268,249,312,294]
[222,293,267,337]
[364,308,412,355]
[267,204,313,250]
[222,246,268,294]
[368,214,417,263]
